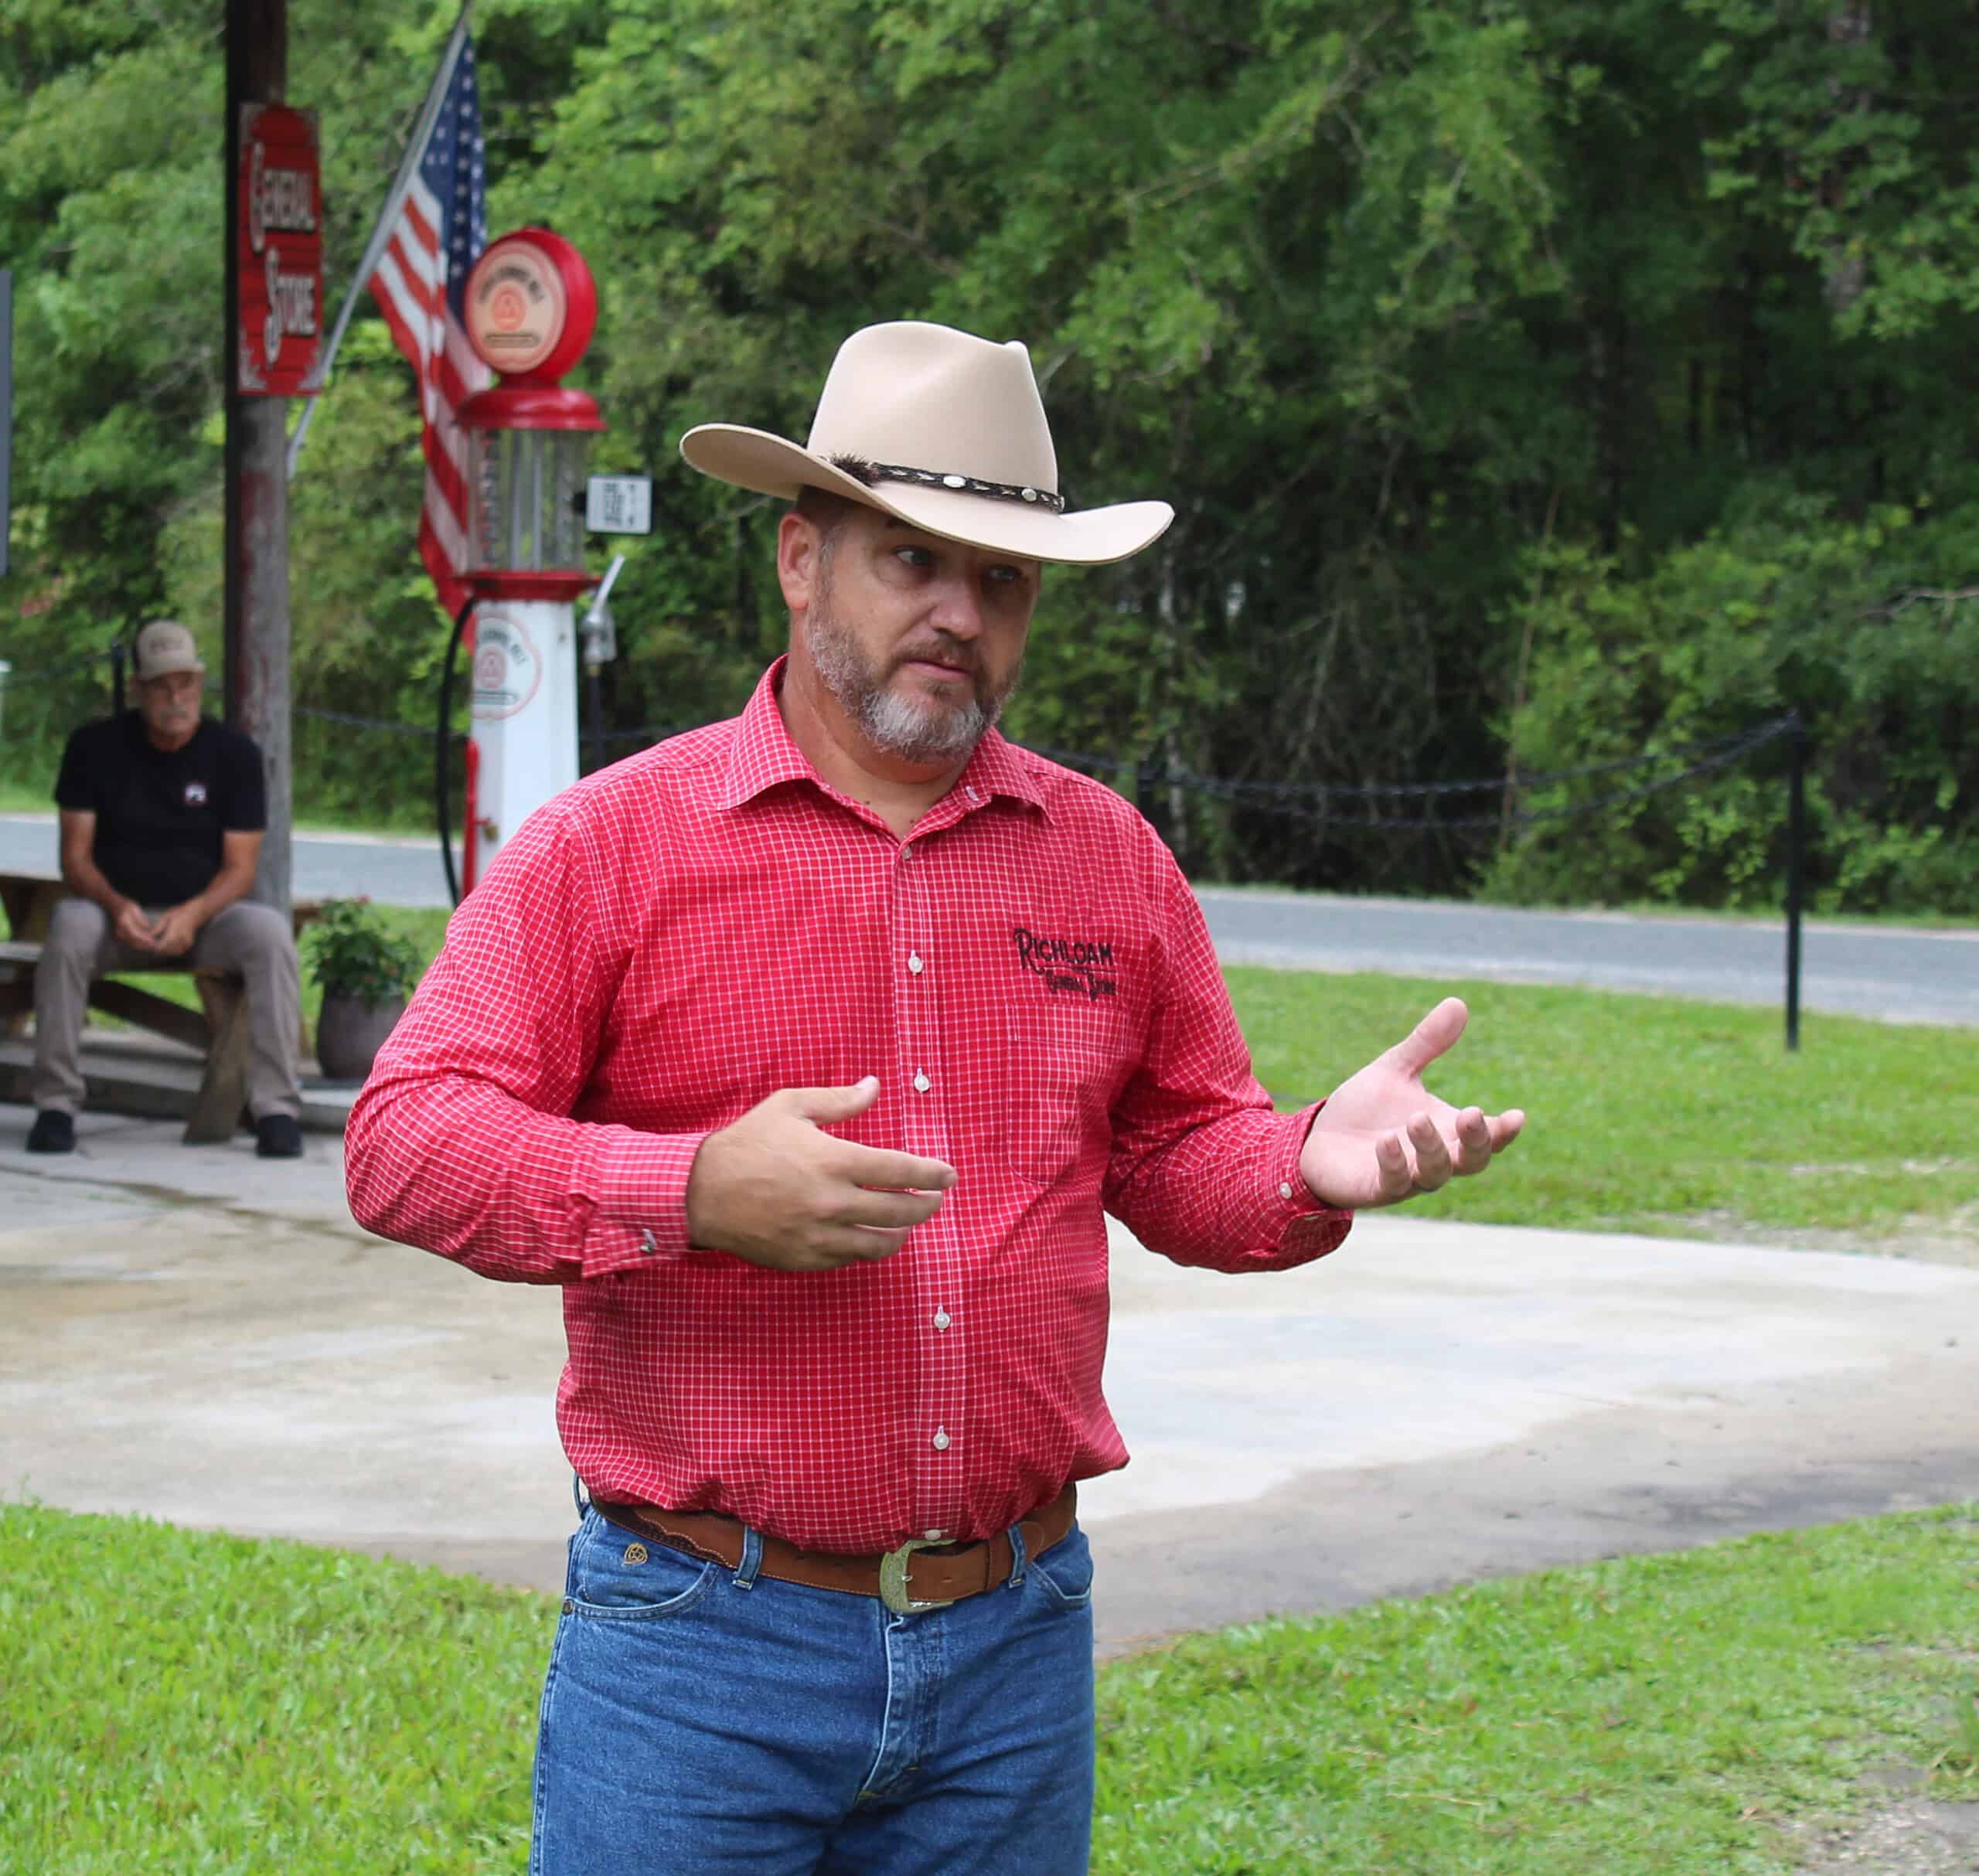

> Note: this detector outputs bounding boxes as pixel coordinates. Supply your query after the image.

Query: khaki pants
[32,897,303,1121]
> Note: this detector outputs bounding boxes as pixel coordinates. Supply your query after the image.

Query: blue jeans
[530,1504,1097,1874]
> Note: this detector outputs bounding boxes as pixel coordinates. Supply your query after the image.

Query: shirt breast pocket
[1001,989,1133,1189]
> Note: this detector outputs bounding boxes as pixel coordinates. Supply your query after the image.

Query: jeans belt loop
[878,1535,960,1616]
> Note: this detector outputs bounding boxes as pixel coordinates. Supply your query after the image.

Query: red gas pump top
[456,227,605,601]
[457,378,605,434]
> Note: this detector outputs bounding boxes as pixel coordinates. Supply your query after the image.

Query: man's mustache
[892,638,977,675]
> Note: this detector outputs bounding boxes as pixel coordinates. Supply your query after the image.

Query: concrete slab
[2,1114,1974,1658]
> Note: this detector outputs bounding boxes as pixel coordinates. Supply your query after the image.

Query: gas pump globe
[455,226,605,890]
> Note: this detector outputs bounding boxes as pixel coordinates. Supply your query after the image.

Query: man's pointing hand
[685,1078,958,1272]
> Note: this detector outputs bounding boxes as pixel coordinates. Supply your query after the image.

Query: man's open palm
[1298,998,1524,1210]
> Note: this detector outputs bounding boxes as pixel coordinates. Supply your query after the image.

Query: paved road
[0,814,459,910]
[1199,887,1978,1027]
[4,815,1969,1023]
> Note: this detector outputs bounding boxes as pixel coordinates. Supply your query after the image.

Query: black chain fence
[1144,716,1800,833]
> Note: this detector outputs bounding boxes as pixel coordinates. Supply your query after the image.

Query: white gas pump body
[468,599,580,880]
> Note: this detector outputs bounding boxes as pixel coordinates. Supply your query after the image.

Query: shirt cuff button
[1278,1182,1295,1201]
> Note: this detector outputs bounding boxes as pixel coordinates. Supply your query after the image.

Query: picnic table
[0,873,320,1142]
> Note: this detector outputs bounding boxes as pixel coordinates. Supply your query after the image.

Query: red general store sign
[236,104,322,397]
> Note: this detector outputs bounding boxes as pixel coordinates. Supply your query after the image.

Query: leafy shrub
[301,897,424,1003]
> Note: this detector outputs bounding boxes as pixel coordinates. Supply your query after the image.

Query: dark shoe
[254,1113,304,1159]
[26,1110,75,1154]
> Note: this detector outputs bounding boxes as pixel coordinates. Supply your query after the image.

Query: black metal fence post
[1784,712,1807,1053]
[109,638,126,715]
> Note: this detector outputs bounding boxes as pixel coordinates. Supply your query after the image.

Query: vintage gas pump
[454,227,604,891]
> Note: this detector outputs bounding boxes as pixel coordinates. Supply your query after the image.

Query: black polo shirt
[54,712,267,907]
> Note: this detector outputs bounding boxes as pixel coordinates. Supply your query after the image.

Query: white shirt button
[639,1228,659,1254]
[913,1072,931,1093]
[933,1308,951,1330]
[1278,1183,1295,1201]
[925,1529,945,1541]
[908,952,925,975]
[932,1428,950,1451]
[901,843,915,860]
[966,785,979,802]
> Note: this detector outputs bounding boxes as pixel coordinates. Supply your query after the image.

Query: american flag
[367,30,489,618]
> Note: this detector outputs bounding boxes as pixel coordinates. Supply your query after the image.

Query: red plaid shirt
[346,659,1350,1552]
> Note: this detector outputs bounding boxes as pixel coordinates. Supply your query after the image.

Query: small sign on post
[236,104,323,397]
[585,475,652,536]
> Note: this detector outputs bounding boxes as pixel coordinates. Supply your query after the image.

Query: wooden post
[0,270,12,582]
[223,0,292,919]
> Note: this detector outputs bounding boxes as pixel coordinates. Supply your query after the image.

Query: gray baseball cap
[132,620,206,682]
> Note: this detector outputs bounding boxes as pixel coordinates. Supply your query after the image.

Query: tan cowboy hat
[680,321,1173,566]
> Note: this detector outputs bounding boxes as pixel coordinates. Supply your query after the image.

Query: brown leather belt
[591,1483,1076,1616]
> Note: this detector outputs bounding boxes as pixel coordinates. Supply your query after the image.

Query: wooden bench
[0,873,320,1145]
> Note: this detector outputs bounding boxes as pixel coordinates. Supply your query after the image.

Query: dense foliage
[2,0,1974,908]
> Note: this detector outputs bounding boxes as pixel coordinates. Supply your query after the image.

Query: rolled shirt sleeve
[344,798,707,1284]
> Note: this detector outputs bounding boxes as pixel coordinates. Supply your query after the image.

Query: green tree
[3,0,1973,898]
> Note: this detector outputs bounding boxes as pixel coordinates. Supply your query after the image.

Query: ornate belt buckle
[879,1536,956,1616]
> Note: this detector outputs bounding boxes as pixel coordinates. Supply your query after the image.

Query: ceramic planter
[315,992,407,1081]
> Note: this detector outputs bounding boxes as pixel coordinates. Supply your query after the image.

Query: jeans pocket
[1027,1526,1095,1610]
[567,1510,718,1622]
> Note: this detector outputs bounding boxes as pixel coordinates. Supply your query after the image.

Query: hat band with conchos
[834,455,1068,515]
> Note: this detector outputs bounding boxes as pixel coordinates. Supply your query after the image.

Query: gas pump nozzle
[581,553,625,671]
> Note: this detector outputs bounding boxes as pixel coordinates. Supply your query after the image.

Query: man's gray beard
[804,587,1018,765]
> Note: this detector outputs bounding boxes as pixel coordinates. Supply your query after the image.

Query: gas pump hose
[435,594,475,908]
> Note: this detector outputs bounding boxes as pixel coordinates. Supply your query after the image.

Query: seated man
[26,618,304,1159]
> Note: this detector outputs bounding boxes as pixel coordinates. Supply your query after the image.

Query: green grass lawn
[2,1502,1972,1874]
[1095,1507,1979,1874]
[1228,967,1979,1250]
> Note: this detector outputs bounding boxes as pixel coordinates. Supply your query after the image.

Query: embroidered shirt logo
[1012,924,1118,999]
[182,781,209,808]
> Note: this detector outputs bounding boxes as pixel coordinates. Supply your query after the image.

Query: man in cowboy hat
[346,321,1523,1873]
[28,618,304,1159]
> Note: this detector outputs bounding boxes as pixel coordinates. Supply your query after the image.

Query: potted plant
[303,897,423,1081]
